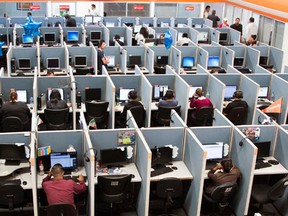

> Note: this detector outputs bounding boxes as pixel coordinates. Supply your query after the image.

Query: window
[104,3,126,17]
[155,3,177,17]
[127,3,150,17]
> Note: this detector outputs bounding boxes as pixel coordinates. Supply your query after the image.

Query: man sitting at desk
[111,34,124,46]
[42,163,86,208]
[47,89,68,109]
[158,89,178,107]
[223,90,248,116]
[176,32,190,46]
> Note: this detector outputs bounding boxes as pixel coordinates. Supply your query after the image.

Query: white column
[150,2,155,17]
[47,1,52,17]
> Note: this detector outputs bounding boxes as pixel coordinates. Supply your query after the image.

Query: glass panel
[178,3,201,18]
[127,3,150,17]
[0,2,47,17]
[258,16,273,45]
[272,21,284,48]
[104,3,126,17]
[155,3,177,17]
[51,2,76,16]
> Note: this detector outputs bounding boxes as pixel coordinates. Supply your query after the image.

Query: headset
[233,90,243,99]
[165,89,174,98]
[128,90,137,100]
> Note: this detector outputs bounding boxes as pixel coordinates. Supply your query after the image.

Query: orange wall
[242,0,288,13]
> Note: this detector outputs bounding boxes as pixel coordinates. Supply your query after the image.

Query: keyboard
[64,175,87,183]
[151,167,173,177]
[255,162,272,169]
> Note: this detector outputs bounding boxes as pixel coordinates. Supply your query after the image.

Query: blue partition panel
[171,110,187,127]
[141,75,153,127]
[270,47,284,73]
[246,74,272,87]
[171,46,181,73]
[213,109,233,126]
[146,74,175,93]
[111,75,141,95]
[246,47,260,72]
[230,28,241,45]
[40,47,66,69]
[222,46,234,70]
[208,75,225,111]
[197,47,208,68]
[0,133,30,146]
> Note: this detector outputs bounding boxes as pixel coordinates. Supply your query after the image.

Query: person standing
[203,5,211,18]
[97,40,109,75]
[207,10,220,28]
[88,4,98,16]
[246,17,258,40]
[230,17,243,35]
[219,18,229,28]
[65,15,76,27]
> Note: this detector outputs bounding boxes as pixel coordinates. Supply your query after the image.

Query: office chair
[226,106,247,125]
[97,174,132,215]
[191,106,214,126]
[1,116,24,132]
[251,175,288,214]
[203,182,238,215]
[47,203,77,216]
[129,105,146,127]
[182,43,189,46]
[156,105,181,126]
[0,182,24,213]
[44,108,69,130]
[85,101,109,129]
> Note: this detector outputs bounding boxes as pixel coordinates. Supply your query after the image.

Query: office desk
[95,163,141,183]
[254,156,288,176]
[150,161,193,182]
[2,170,33,190]
[256,99,272,109]
[0,162,30,177]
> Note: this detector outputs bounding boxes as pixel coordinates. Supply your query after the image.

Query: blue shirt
[158,99,178,107]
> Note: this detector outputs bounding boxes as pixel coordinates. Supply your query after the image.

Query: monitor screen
[74,56,87,67]
[119,36,124,43]
[84,15,93,24]
[234,57,244,67]
[85,88,101,101]
[198,32,208,42]
[0,144,28,162]
[160,22,169,27]
[119,88,135,101]
[195,24,202,28]
[151,146,172,168]
[182,57,195,68]
[134,24,142,33]
[153,85,168,99]
[44,32,56,44]
[100,148,127,167]
[177,23,185,27]
[254,141,271,158]
[156,56,169,66]
[47,88,64,100]
[203,143,223,160]
[106,22,115,27]
[22,34,33,44]
[208,56,220,67]
[258,86,269,99]
[189,86,202,99]
[50,152,77,171]
[67,31,79,42]
[47,58,60,69]
[107,55,115,67]
[259,56,268,66]
[90,31,101,41]
[219,32,228,41]
[16,90,28,103]
[128,56,141,67]
[177,32,183,41]
[18,58,31,70]
[224,85,237,99]
[94,16,102,24]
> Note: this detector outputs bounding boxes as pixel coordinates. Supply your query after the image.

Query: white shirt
[246,22,258,40]
[89,9,98,16]
[135,33,145,45]
[176,37,190,46]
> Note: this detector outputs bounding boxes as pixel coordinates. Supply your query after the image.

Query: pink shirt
[219,23,229,28]
[190,97,213,110]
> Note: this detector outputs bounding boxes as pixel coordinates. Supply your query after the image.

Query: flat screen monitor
[84,15,93,24]
[67,31,79,42]
[198,32,208,42]
[85,88,101,101]
[16,90,28,103]
[94,16,102,24]
[258,86,269,99]
[254,141,271,158]
[160,22,169,27]
[151,146,172,168]
[234,57,244,67]
[134,24,142,33]
[177,23,185,27]
[153,85,168,99]
[259,56,268,66]
[47,88,64,100]
[47,58,60,69]
[0,144,28,163]
[219,32,228,42]
[119,88,135,102]
[182,57,195,68]
[106,22,115,27]
[202,143,224,160]
[107,55,115,67]
[224,85,237,99]
[189,86,202,99]
[74,55,87,67]
[18,58,31,70]
[44,32,56,44]
[100,148,127,167]
[50,152,77,171]
[90,31,101,41]
[22,34,33,44]
[208,56,220,67]
[156,56,169,66]
[128,55,141,67]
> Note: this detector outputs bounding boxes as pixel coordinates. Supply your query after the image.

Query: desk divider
[222,46,234,70]
[189,27,199,44]
[171,108,187,127]
[174,18,190,27]
[149,46,172,67]
[175,72,190,122]
[134,65,142,75]
[274,126,288,171]
[40,27,61,46]
[145,47,154,74]
[62,27,83,45]
[125,26,133,47]
[204,19,213,28]
[32,68,38,116]
[106,75,116,128]
[197,47,209,69]
[125,46,146,73]
[40,46,66,71]
[254,64,271,74]
[226,65,243,74]
[213,108,234,126]
[276,73,288,82]
[146,74,175,91]
[208,74,225,111]
[119,46,127,73]
[0,67,4,77]
[168,27,177,45]
[284,65,288,73]
[30,132,38,216]
[246,47,260,72]
[230,28,241,45]
[108,27,126,46]
[270,46,284,73]
[121,17,137,26]
[139,17,154,26]
[102,25,109,46]
[171,46,181,73]
[253,109,277,125]
[196,64,209,74]
[103,17,120,27]
[252,46,269,57]
[141,74,153,127]
[180,73,209,96]
[11,46,38,73]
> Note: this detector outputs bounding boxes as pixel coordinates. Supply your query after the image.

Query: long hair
[10,91,17,103]
[140,27,149,38]
[50,89,61,103]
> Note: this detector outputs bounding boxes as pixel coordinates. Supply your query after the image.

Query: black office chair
[191,106,214,126]
[129,105,146,127]
[0,182,24,213]
[1,116,24,132]
[227,106,248,125]
[182,43,189,46]
[44,108,69,130]
[85,101,109,129]
[47,203,77,216]
[203,182,238,215]
[97,174,132,215]
[251,175,288,214]
[156,105,181,126]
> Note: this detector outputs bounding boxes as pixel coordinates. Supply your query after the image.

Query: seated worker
[42,163,86,208]
[111,34,124,46]
[158,89,178,107]
[46,70,55,76]
[135,27,149,45]
[245,34,257,46]
[205,159,241,195]
[223,90,248,116]
[47,89,68,109]
[0,91,31,131]
[190,88,213,119]
[176,32,190,46]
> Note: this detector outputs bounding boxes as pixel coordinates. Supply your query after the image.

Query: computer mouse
[23,181,27,185]
[268,160,279,165]
[171,166,178,170]
[131,174,135,178]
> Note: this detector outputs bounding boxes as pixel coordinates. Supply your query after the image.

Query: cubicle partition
[102,46,123,74]
[125,46,146,72]
[202,45,222,69]
[62,27,83,45]
[40,46,67,72]
[121,17,137,27]
[138,17,154,27]
[84,26,106,46]
[0,17,7,27]
[172,46,198,74]
[149,46,171,67]
[47,17,64,27]
[192,18,205,27]
[174,18,190,27]
[108,27,127,46]
[68,46,94,70]
[39,27,61,46]
[246,46,260,73]
[197,47,209,69]
[269,46,284,73]
[103,16,120,27]
[195,28,211,45]
[221,46,234,71]
[207,74,225,111]
[9,17,29,26]
[145,46,154,74]
[229,28,241,45]
[140,74,153,127]
[0,27,13,46]
[156,18,171,27]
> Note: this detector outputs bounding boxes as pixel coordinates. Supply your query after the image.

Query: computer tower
[76,92,81,109]
[37,93,46,110]
[11,58,16,72]
[40,36,44,45]
[0,93,3,109]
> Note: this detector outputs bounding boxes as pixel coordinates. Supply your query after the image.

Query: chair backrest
[129,105,146,127]
[227,106,247,125]
[195,106,214,126]
[0,183,24,210]
[156,177,183,200]
[97,174,132,204]
[268,176,288,201]
[210,182,238,205]
[85,101,109,120]
[2,116,23,132]
[44,108,69,130]
[47,203,77,216]
[157,105,181,126]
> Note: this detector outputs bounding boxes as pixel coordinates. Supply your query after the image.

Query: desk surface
[254,156,288,175]
[150,161,193,182]
[0,162,30,177]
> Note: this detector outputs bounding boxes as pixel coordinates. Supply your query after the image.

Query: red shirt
[190,97,213,118]
[42,175,86,208]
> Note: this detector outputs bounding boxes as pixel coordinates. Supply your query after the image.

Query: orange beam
[242,0,288,13]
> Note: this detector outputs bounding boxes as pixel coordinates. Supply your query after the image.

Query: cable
[239,136,249,147]
[83,147,97,162]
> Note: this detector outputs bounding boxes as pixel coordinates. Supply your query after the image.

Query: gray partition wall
[103,17,120,27]
[40,27,61,45]
[270,46,284,73]
[62,27,83,44]
[246,46,260,73]
[10,46,37,71]
[40,47,66,70]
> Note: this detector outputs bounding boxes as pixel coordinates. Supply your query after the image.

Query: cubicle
[148,45,172,70]
[39,27,61,46]
[103,16,120,27]
[101,45,124,74]
[84,26,108,47]
[201,45,223,70]
[108,26,132,46]
[62,27,84,45]
[138,17,154,27]
[173,18,190,27]
[210,28,240,46]
[121,17,137,27]
[124,46,147,73]
[47,17,64,27]
[156,18,171,27]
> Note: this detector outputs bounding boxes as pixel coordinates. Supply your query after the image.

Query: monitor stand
[5,160,21,166]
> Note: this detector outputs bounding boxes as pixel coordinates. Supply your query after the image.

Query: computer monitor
[224,85,237,100]
[259,56,268,66]
[119,36,124,43]
[189,86,202,99]
[107,55,115,67]
[195,24,202,28]
[258,86,269,99]
[177,23,185,27]
[47,58,60,69]
[198,32,208,42]
[106,22,115,27]
[67,31,79,42]
[119,88,135,102]
[100,148,127,167]
[219,32,228,42]
[74,55,87,67]
[0,144,28,164]
[254,141,271,158]
[208,56,220,67]
[18,58,31,70]
[128,56,141,68]
[124,22,134,27]
[22,34,33,44]
[94,16,102,24]
[85,88,101,101]
[182,57,195,68]
[151,146,172,168]
[156,56,169,66]
[160,22,169,27]
[44,32,56,44]
[153,85,169,100]
[50,152,77,172]
[90,31,101,41]
[47,88,64,100]
[177,32,183,41]
[202,143,224,160]
[16,90,28,103]
[134,24,142,33]
[234,57,244,67]
[84,15,93,24]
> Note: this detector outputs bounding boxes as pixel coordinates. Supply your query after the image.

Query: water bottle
[29,96,34,104]
[39,160,44,176]
[271,91,275,102]
[206,91,210,98]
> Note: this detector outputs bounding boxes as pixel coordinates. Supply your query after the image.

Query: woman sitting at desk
[135,27,149,45]
[47,89,68,109]
[159,89,178,107]
[190,88,213,117]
